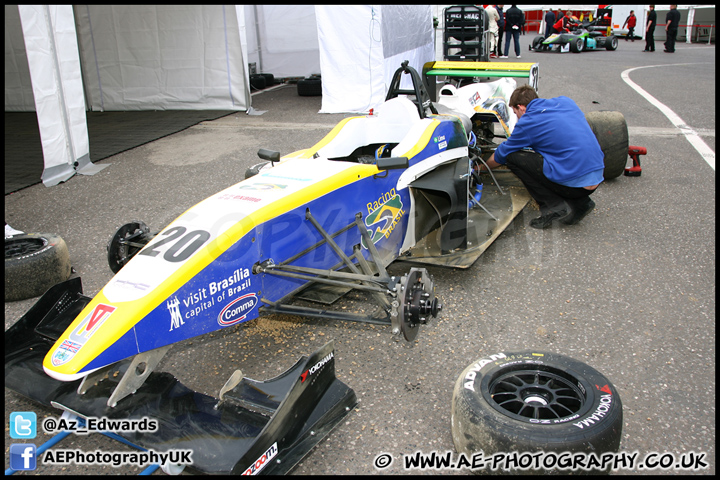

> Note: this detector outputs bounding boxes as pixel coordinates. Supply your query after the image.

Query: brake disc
[107,221,152,273]
[397,267,442,341]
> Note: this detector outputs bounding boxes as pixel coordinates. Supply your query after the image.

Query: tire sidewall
[5,233,72,301]
[452,351,623,457]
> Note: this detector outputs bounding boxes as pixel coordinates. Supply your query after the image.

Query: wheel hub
[488,367,586,422]
[397,268,442,341]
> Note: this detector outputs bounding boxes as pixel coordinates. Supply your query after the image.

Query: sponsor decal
[301,352,334,383]
[218,293,258,326]
[260,173,313,182]
[463,352,507,391]
[52,304,116,366]
[182,269,252,320]
[242,442,278,475]
[237,183,287,191]
[217,193,262,202]
[469,91,481,107]
[167,297,184,331]
[363,191,405,248]
[573,393,613,429]
[50,340,83,367]
[68,304,116,345]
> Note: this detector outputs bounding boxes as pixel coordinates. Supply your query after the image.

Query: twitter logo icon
[10,412,37,439]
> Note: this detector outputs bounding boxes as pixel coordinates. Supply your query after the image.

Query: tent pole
[253,5,263,73]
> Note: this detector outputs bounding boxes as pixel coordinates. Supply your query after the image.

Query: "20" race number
[139,226,210,263]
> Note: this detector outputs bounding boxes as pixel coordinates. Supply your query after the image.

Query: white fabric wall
[316,5,434,114]
[74,5,249,111]
[18,5,91,187]
[243,5,321,78]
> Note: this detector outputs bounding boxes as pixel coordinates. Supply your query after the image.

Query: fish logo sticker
[362,194,404,248]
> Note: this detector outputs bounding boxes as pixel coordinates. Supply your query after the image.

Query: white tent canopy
[5,4,433,187]
[316,5,434,113]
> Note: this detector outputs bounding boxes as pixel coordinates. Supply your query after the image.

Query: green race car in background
[530,18,619,53]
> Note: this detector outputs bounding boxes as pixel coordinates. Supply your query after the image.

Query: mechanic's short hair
[509,84,538,109]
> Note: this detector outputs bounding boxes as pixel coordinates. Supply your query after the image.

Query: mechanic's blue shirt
[494,97,605,187]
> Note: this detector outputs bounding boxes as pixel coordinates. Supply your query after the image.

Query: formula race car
[530,18,619,53]
[5,60,629,474]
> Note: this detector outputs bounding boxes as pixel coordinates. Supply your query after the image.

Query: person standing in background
[501,5,524,59]
[495,5,505,57]
[664,5,680,53]
[644,5,657,52]
[544,9,556,39]
[622,10,637,41]
[486,4,500,59]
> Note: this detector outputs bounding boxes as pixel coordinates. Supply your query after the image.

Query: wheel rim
[5,237,47,259]
[485,366,587,422]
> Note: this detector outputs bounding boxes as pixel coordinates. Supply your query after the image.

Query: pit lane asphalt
[5,38,715,475]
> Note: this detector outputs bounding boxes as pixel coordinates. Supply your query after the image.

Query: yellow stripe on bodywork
[44,160,381,378]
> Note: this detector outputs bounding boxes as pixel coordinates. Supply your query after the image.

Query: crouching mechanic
[480,85,604,229]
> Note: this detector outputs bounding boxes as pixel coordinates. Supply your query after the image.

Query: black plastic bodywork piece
[5,279,357,475]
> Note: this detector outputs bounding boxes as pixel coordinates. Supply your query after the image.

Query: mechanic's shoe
[529,210,569,229]
[516,55,522,59]
[500,55,508,59]
[562,198,596,225]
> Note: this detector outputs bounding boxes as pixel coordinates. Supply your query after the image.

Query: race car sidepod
[5,277,357,475]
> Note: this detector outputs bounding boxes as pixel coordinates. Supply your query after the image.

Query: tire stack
[250,73,275,91]
[297,74,322,96]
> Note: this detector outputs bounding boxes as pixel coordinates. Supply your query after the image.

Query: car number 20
[139,226,211,263]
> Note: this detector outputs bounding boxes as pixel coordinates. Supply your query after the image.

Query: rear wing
[422,61,539,101]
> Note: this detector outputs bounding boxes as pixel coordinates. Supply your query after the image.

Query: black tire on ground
[297,77,322,96]
[585,111,629,180]
[5,233,72,301]
[570,37,584,53]
[245,161,271,179]
[531,35,545,51]
[606,36,619,51]
[260,73,275,87]
[250,74,267,90]
[452,351,623,474]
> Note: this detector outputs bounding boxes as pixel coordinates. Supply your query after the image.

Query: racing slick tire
[5,233,72,301]
[531,35,545,51]
[585,111,629,180]
[452,351,623,474]
[570,38,584,53]
[297,76,322,96]
[606,36,619,51]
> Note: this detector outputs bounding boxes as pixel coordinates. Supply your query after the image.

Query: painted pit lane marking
[621,63,715,170]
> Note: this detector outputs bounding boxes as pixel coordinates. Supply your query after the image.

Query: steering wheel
[385,60,438,119]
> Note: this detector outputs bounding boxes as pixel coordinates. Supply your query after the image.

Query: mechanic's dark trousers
[504,29,521,56]
[645,29,655,51]
[664,28,678,52]
[505,151,597,215]
[496,29,504,56]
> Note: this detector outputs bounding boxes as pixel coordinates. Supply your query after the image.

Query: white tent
[4,5,434,187]
[316,5,434,113]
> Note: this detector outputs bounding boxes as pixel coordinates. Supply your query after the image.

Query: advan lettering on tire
[451,351,623,473]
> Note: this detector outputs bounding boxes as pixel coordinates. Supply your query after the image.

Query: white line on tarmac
[621,64,715,170]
